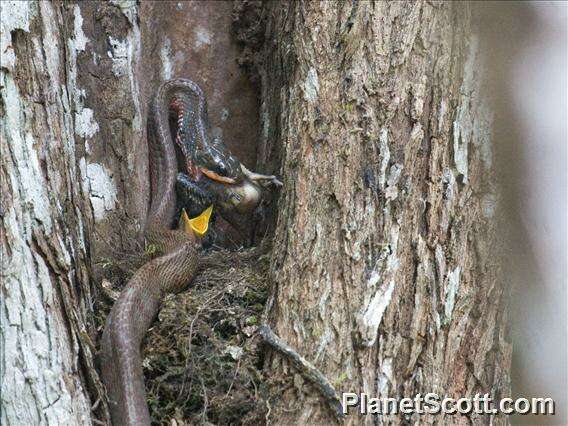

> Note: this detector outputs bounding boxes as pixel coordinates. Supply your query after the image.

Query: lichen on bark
[1,2,102,424]
[239,2,512,424]
[1,1,514,424]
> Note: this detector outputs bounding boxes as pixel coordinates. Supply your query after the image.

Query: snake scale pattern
[100,79,269,425]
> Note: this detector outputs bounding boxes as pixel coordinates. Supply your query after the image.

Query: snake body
[101,79,281,425]
[100,79,253,425]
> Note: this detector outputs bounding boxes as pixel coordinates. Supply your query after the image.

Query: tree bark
[1,2,101,424]
[1,1,512,425]
[255,2,510,424]
[1,1,260,424]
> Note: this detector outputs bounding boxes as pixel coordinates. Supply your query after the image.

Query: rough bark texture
[1,1,512,425]
[253,2,510,424]
[1,1,260,424]
[1,2,99,424]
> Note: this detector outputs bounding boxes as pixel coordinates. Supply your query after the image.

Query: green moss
[245,315,258,325]
[333,371,349,387]
[145,243,159,256]
[99,246,272,424]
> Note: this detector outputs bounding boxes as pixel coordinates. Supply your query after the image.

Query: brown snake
[98,78,344,424]
[100,80,277,425]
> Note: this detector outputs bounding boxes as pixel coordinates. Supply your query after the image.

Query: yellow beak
[180,205,213,237]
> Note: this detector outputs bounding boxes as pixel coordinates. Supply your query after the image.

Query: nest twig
[95,243,272,425]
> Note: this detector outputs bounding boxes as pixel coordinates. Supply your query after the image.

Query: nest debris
[95,242,274,425]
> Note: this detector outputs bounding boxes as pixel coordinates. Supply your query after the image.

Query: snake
[100,79,281,425]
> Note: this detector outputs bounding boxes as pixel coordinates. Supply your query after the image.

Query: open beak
[200,167,237,184]
[180,205,213,237]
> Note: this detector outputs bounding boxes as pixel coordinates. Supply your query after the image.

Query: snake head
[194,147,245,185]
[168,81,279,226]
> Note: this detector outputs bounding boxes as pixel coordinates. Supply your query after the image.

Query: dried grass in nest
[95,243,272,425]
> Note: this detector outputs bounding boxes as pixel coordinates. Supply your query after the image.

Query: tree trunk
[1,2,101,424]
[1,1,512,425]
[1,1,260,424]
[254,2,510,424]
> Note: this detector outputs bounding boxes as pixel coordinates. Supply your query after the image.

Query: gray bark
[1,1,260,424]
[1,1,512,425]
[253,2,511,424]
[1,1,97,424]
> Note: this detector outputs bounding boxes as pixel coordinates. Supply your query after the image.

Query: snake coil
[101,80,206,425]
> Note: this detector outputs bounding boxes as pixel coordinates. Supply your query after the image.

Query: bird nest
[95,242,272,425]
